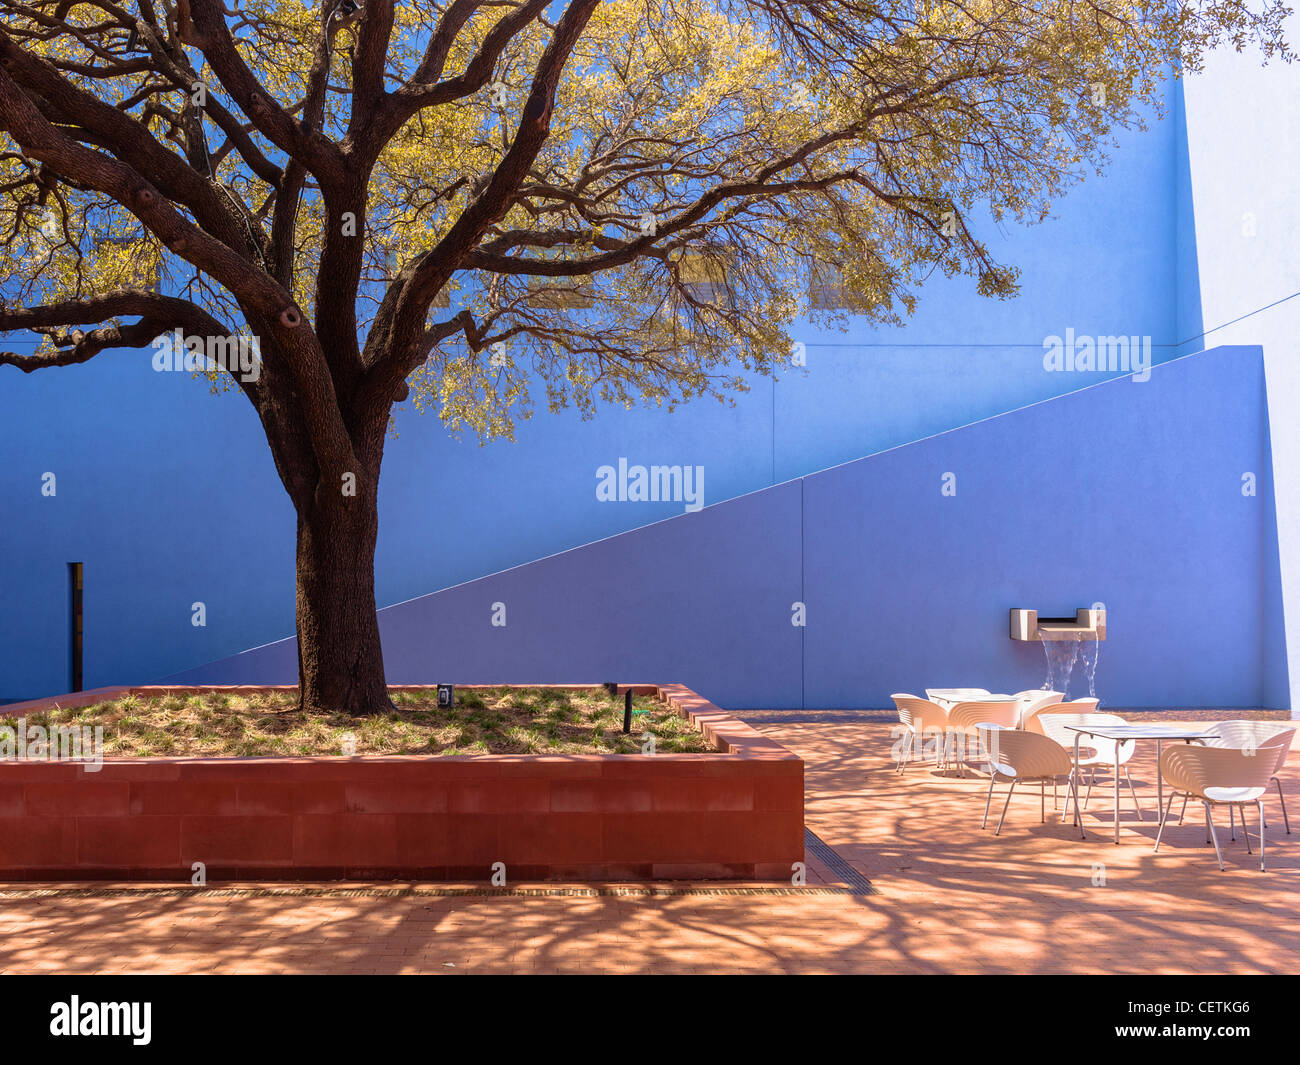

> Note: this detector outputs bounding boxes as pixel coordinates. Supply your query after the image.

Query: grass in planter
[15,687,712,757]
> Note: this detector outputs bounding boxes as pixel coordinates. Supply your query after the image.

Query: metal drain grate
[803,828,878,895]
[0,883,853,900]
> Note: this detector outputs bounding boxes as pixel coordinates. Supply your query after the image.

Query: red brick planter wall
[0,684,803,881]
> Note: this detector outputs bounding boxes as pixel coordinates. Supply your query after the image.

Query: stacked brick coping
[0,684,804,882]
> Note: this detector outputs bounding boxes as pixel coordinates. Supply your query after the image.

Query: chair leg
[1154,789,1177,853]
[1070,772,1085,839]
[1206,804,1225,870]
[1274,777,1291,834]
[1041,780,1046,823]
[1259,799,1267,872]
[1084,768,1095,809]
[1229,804,1236,842]
[1124,767,1142,821]
[981,775,997,830]
[994,780,1016,836]
[1241,805,1252,854]
[1178,793,1189,825]
[900,731,915,773]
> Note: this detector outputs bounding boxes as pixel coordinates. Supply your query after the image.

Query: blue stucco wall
[170,346,1288,709]
[3,85,1266,706]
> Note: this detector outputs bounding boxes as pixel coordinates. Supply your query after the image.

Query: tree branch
[0,63,358,481]
[0,27,252,254]
[363,0,602,401]
[361,0,551,161]
[349,0,396,130]
[0,290,248,393]
[185,0,345,184]
[1,316,169,370]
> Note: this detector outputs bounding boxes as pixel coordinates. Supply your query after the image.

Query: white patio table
[926,689,1017,708]
[1064,722,1219,844]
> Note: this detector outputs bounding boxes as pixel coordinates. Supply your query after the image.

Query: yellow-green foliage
[0,1,1289,424]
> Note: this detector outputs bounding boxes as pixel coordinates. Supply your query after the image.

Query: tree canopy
[2,0,1288,440]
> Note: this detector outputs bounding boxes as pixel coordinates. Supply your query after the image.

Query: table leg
[1073,732,1086,839]
[1156,739,1163,822]
[1114,748,1121,845]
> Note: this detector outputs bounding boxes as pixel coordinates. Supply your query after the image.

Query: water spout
[1077,638,1101,700]
[1042,638,1081,700]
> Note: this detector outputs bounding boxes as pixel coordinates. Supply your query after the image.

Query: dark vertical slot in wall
[68,562,83,693]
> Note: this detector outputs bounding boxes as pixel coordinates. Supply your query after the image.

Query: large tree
[0,0,1288,713]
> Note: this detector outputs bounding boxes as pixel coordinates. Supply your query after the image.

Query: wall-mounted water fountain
[1009,608,1106,642]
[1010,608,1106,700]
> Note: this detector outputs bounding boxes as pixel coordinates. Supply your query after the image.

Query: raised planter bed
[0,684,803,882]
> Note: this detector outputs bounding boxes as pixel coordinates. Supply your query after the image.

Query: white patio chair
[1196,721,1295,837]
[1012,690,1064,729]
[891,694,951,773]
[947,701,1021,777]
[1023,697,1097,735]
[1154,742,1289,871]
[978,725,1083,835]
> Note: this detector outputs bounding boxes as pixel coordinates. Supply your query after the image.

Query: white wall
[1183,21,1300,715]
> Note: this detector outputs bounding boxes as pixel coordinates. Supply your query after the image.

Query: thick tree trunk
[294,471,392,716]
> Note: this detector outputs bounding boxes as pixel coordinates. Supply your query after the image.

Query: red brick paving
[1,711,1296,974]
